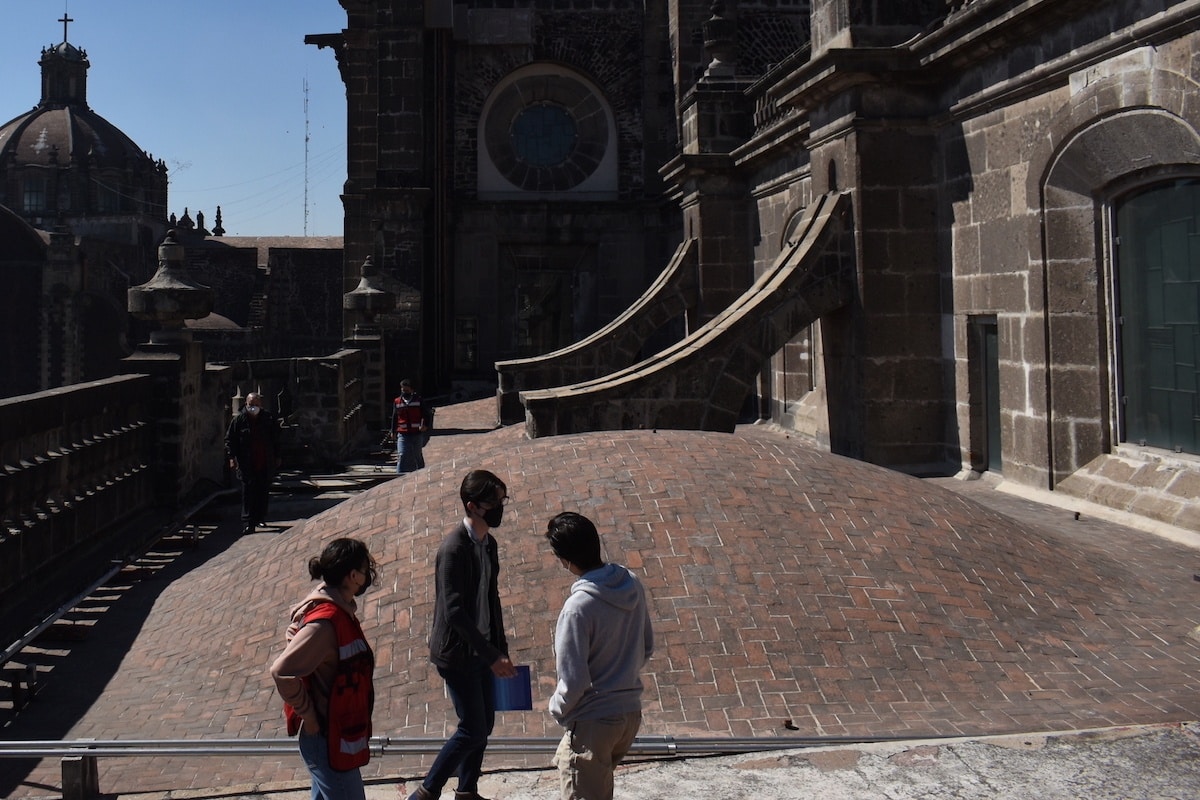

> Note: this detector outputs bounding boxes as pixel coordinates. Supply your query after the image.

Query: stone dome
[0,29,167,226]
[0,102,154,171]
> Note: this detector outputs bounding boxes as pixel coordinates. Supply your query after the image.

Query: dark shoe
[407,786,434,800]
[454,792,491,800]
[242,524,254,534]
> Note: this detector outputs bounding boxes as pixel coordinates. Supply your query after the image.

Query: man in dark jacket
[225,392,281,534]
[408,469,518,800]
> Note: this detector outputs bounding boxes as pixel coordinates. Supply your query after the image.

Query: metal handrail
[0,733,916,759]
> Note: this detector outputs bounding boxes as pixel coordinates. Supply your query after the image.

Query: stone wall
[226,349,368,468]
[0,375,157,644]
[937,6,1200,491]
[757,0,1200,527]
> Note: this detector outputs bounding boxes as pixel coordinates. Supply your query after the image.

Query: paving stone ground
[2,398,1200,799]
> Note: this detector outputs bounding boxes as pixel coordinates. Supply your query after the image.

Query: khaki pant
[553,711,642,800]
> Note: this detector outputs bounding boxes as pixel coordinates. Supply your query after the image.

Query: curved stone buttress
[495,238,699,425]
[520,191,855,438]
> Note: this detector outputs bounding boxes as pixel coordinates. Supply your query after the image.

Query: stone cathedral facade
[316,0,1199,530]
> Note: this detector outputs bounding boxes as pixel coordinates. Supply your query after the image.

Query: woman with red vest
[271,538,378,800]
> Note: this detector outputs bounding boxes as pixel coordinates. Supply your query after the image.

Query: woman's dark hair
[460,469,507,508]
[308,537,377,587]
[545,512,603,571]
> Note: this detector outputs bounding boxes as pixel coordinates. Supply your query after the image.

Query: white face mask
[246,405,261,416]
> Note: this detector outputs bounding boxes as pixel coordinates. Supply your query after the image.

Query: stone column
[343,255,395,437]
[39,226,83,389]
[664,1,755,327]
[123,230,215,507]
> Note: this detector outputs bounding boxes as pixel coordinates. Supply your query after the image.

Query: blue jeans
[298,729,366,800]
[396,434,425,473]
[420,662,496,795]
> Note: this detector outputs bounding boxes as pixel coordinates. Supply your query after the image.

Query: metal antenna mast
[303,78,310,236]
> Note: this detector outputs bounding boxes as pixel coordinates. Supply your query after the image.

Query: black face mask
[355,566,373,597]
[481,504,504,528]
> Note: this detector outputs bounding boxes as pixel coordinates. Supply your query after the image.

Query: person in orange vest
[390,378,432,474]
[271,537,377,800]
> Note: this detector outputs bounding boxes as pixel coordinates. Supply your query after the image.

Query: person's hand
[491,655,518,678]
[302,717,320,735]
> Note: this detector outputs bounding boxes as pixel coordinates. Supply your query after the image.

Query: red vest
[393,396,424,434]
[284,601,374,771]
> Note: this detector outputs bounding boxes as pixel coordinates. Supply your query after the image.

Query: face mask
[246,406,261,416]
[401,392,413,401]
[355,571,372,597]
[481,504,504,528]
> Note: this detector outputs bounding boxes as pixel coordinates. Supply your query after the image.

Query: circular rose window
[483,73,609,192]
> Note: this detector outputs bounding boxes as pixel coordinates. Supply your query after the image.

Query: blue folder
[493,665,532,711]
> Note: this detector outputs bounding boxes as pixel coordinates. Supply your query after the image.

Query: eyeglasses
[478,495,510,508]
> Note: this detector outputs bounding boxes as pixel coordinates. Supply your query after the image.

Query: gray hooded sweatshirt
[549,563,654,726]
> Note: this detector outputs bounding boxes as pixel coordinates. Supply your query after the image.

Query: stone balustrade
[0,375,156,621]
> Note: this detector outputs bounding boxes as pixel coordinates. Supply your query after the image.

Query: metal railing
[0,733,939,800]
[0,732,906,759]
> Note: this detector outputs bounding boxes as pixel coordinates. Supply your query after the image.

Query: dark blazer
[224,408,280,474]
[429,522,508,670]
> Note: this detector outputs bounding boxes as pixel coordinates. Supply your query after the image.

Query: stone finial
[343,255,394,323]
[702,0,737,80]
[127,229,215,340]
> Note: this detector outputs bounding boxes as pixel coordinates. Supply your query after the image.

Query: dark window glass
[511,104,577,167]
[1114,179,1200,455]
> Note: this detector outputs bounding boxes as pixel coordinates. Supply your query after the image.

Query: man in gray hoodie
[544,511,654,800]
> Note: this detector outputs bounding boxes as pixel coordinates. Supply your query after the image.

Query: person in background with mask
[271,537,378,800]
[225,391,281,534]
[390,378,433,474]
[408,469,519,800]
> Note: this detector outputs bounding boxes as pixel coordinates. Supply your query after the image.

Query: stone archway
[1037,72,1200,484]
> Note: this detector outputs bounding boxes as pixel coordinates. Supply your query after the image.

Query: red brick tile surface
[3,399,1199,797]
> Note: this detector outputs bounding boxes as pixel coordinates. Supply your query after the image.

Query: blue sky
[1,1,348,237]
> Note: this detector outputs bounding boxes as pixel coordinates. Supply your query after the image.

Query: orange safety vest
[283,601,375,771]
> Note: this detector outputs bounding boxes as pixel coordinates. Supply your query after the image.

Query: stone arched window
[1112,179,1200,455]
[477,64,617,200]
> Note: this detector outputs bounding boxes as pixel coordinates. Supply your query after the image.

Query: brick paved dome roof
[11,404,1200,795]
